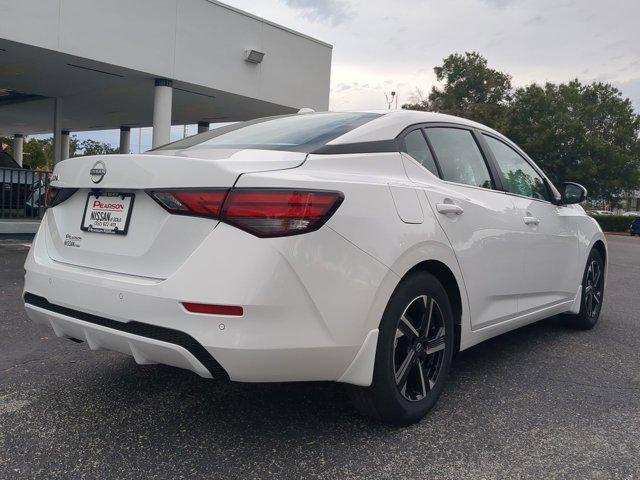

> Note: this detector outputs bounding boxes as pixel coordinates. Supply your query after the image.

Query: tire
[563,248,605,330]
[347,271,455,426]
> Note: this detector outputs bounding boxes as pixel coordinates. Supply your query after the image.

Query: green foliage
[504,81,640,203]
[403,51,512,129]
[591,215,634,232]
[1,133,115,170]
[33,136,78,164]
[0,136,14,151]
[403,52,640,203]
[23,139,48,170]
[77,138,117,156]
[503,169,547,200]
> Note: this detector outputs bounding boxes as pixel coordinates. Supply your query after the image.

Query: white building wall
[0,0,332,110]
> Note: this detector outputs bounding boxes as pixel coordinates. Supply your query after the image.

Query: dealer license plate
[81,192,134,235]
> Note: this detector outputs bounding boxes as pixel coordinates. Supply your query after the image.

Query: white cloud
[280,0,354,26]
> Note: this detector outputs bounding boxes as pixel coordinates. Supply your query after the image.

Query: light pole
[385,91,398,110]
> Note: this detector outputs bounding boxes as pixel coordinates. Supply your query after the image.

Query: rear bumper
[24,217,395,384]
[24,293,223,379]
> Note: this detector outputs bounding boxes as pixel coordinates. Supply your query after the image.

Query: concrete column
[53,97,63,165]
[13,134,24,167]
[197,121,210,134]
[61,130,70,160]
[152,79,173,148]
[119,126,131,154]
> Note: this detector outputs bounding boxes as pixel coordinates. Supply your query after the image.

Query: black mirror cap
[561,182,587,205]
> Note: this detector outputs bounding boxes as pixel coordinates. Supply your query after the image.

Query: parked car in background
[23,110,607,425]
[589,210,614,216]
[630,218,640,236]
[622,211,640,217]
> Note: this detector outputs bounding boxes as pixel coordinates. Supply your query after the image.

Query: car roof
[325,110,505,145]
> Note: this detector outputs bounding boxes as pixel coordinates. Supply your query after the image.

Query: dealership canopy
[0,0,332,165]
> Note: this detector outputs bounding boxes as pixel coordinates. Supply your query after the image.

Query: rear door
[480,133,579,312]
[401,125,524,329]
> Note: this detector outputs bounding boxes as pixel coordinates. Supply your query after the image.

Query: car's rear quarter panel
[235,152,469,343]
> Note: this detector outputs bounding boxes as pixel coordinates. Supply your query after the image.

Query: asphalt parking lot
[1,234,639,479]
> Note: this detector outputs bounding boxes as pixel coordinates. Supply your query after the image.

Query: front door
[480,133,579,313]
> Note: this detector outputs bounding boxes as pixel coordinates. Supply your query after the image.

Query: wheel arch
[338,256,466,387]
[592,239,607,267]
[402,259,463,353]
[339,230,469,387]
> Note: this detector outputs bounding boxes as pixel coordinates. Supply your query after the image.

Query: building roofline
[205,0,333,49]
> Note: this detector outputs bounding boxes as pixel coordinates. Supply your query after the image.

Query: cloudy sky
[73,0,640,150]
[226,0,640,111]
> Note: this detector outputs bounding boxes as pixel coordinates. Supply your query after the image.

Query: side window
[483,135,549,201]
[402,129,439,176]
[424,128,493,189]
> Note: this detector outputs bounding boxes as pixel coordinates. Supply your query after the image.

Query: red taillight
[149,189,228,218]
[182,302,243,316]
[149,188,343,238]
[222,189,344,237]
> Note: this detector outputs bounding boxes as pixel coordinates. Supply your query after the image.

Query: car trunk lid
[44,150,306,278]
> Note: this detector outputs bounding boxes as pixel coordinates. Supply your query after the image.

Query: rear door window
[424,128,493,189]
[402,129,439,176]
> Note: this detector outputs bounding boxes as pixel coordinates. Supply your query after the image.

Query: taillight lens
[222,189,343,237]
[45,187,78,207]
[148,188,343,237]
[148,189,228,218]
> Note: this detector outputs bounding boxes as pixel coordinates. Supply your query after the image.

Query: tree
[23,139,48,170]
[404,51,640,203]
[505,80,640,203]
[0,134,117,170]
[77,138,117,156]
[0,136,14,152]
[403,52,512,129]
[36,136,80,163]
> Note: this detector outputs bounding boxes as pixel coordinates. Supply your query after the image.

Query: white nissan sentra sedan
[23,110,606,425]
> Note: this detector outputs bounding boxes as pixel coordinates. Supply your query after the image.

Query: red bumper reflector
[182,302,243,316]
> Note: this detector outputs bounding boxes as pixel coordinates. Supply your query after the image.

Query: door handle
[524,216,540,225]
[436,203,464,215]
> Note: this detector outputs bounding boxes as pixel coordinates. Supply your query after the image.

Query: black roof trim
[311,139,400,155]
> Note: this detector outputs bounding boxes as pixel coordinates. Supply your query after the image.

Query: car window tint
[424,128,493,189]
[483,135,549,201]
[402,129,439,176]
[152,112,381,153]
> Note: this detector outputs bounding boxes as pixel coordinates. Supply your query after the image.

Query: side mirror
[561,182,587,205]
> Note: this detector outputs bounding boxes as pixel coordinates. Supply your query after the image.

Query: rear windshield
[153,112,381,153]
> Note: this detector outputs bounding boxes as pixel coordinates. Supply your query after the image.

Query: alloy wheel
[393,295,447,402]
